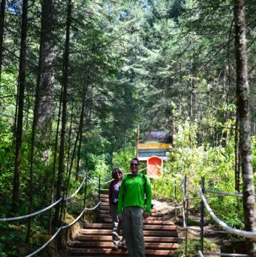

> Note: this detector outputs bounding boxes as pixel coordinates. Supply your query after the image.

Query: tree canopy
[1,0,256,255]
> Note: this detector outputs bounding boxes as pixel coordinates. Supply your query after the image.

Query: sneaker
[122,241,127,250]
[113,244,118,250]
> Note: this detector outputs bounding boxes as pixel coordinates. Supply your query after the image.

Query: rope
[25,228,61,257]
[199,187,256,239]
[0,177,86,222]
[0,198,62,221]
[198,250,205,257]
[205,189,243,197]
[201,251,247,256]
[152,190,174,200]
[62,201,101,229]
[25,201,101,257]
[65,177,86,200]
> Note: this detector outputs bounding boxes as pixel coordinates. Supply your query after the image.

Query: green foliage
[111,146,136,174]
[210,196,243,229]
[0,215,64,257]
[175,238,219,257]
[1,0,256,255]
[252,137,256,171]
[153,119,245,229]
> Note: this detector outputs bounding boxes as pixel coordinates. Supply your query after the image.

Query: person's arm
[117,177,125,215]
[144,175,152,214]
[108,181,113,214]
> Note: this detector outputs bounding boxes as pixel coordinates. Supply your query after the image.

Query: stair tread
[72,241,178,248]
[99,218,175,225]
[69,196,179,256]
[69,248,177,255]
[99,213,168,218]
[84,223,177,230]
[75,235,179,242]
[80,225,176,234]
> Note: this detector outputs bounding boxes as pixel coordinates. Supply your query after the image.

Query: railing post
[83,169,88,210]
[200,177,205,253]
[98,176,101,204]
[184,176,188,257]
[174,180,177,219]
[183,176,187,225]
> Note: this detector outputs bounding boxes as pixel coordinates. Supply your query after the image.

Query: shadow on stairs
[68,193,179,257]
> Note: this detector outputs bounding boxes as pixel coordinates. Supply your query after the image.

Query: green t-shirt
[117,173,152,214]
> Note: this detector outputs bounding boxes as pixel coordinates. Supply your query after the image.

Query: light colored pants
[110,204,122,246]
[123,206,145,257]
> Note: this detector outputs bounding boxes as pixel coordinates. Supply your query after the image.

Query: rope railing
[0,176,102,257]
[0,198,63,222]
[178,177,235,257]
[198,250,247,257]
[25,201,101,257]
[0,177,86,222]
[65,177,86,200]
[205,189,243,198]
[199,187,256,239]
[198,178,255,257]
[152,189,175,201]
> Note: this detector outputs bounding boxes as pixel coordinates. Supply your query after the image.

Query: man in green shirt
[117,157,152,257]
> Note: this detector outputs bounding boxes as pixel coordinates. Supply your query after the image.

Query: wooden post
[136,125,140,158]
[200,177,205,253]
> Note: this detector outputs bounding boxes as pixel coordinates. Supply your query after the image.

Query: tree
[54,0,72,226]
[0,0,6,79]
[35,0,57,135]
[12,0,28,211]
[234,0,256,255]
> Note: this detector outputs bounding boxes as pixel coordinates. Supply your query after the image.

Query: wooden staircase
[68,193,179,256]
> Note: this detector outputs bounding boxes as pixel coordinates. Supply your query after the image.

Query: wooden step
[100,204,171,213]
[99,213,168,219]
[100,201,110,206]
[69,248,177,256]
[79,229,178,237]
[100,217,174,224]
[100,208,163,214]
[100,198,108,203]
[69,195,179,257]
[84,223,177,231]
[75,235,179,243]
[100,212,171,218]
[71,241,178,249]
[100,206,110,210]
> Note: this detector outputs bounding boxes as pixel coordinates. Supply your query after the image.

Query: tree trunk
[234,0,256,256]
[76,85,89,179]
[235,111,240,192]
[54,0,72,226]
[12,0,28,212]
[0,0,6,79]
[36,0,57,135]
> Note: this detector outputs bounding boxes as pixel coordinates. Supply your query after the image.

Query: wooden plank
[100,217,174,225]
[75,235,178,243]
[72,241,179,249]
[69,248,177,255]
[138,143,172,149]
[79,229,178,237]
[83,223,177,231]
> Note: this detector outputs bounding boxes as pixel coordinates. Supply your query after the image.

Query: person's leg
[123,207,135,257]
[111,204,120,248]
[119,219,127,249]
[131,207,145,257]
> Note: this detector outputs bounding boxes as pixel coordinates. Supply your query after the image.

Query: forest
[1,0,256,256]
